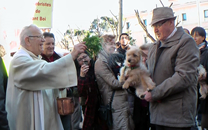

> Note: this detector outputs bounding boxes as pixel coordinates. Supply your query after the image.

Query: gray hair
[100,34,116,48]
[19,24,37,47]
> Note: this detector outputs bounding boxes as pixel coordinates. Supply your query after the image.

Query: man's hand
[80,64,89,77]
[143,91,152,102]
[71,42,87,60]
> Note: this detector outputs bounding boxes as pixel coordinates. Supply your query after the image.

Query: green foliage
[83,33,101,59]
[89,16,118,37]
[101,16,118,30]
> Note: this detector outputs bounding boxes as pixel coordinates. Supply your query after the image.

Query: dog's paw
[147,88,152,92]
[200,94,207,99]
[122,83,129,89]
[198,65,207,80]
[139,94,145,99]
[135,89,145,99]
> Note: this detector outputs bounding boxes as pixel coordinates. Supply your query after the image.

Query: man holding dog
[144,7,200,130]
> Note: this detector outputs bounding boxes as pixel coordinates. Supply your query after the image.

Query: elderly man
[6,24,86,130]
[95,34,134,130]
[144,7,200,130]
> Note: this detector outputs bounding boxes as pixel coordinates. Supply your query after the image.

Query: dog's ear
[137,48,142,56]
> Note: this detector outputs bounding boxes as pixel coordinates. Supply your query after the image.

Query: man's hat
[150,7,176,26]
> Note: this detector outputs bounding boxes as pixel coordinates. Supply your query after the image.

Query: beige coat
[95,50,134,130]
[147,27,200,127]
[6,47,77,130]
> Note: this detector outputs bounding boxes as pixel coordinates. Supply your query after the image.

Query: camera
[83,61,88,65]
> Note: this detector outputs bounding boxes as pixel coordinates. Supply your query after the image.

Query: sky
[0,0,173,34]
[0,0,173,54]
[0,0,177,48]
[51,0,171,33]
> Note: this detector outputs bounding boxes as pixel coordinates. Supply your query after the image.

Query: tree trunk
[118,0,123,36]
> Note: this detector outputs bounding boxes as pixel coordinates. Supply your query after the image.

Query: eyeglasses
[77,55,88,62]
[152,20,168,28]
[29,35,44,39]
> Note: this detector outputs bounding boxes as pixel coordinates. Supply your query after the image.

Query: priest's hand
[71,42,87,60]
[80,64,89,77]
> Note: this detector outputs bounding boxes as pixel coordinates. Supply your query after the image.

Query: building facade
[124,0,208,46]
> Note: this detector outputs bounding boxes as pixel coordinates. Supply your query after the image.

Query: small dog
[119,46,155,98]
[197,64,208,99]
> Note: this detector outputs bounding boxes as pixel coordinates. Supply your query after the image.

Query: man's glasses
[29,35,44,39]
[152,20,168,28]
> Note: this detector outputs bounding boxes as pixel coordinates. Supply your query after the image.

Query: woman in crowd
[94,34,134,130]
[191,26,208,130]
[75,51,107,130]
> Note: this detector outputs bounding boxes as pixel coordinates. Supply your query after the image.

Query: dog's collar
[124,65,139,70]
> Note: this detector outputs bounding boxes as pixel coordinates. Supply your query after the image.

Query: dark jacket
[147,27,200,127]
[77,72,98,130]
[200,47,208,114]
[0,57,9,130]
[41,52,61,62]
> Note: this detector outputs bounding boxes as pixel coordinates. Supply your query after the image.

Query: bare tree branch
[175,21,181,27]
[122,18,127,30]
[57,29,64,37]
[134,10,156,42]
[110,10,118,21]
[169,3,173,7]
[159,0,164,7]
[104,16,116,36]
[175,15,181,27]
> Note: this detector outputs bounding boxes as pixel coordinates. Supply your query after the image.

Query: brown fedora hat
[150,7,176,26]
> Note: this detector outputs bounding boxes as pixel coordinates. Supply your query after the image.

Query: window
[205,29,208,41]
[204,10,208,18]
[144,37,147,43]
[143,19,147,26]
[126,22,130,29]
[182,13,187,21]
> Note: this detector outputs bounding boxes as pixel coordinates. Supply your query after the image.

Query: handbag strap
[96,82,115,106]
[109,90,115,107]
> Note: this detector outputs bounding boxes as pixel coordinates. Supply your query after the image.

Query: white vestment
[6,47,77,130]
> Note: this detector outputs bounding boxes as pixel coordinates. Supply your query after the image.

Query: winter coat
[200,47,208,114]
[95,50,134,130]
[147,27,200,127]
[0,57,9,130]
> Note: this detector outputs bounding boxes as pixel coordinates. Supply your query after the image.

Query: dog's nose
[128,59,131,62]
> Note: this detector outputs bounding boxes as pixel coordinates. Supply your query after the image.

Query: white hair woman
[95,34,134,130]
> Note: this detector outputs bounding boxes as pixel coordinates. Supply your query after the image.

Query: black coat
[200,47,208,114]
[0,57,9,130]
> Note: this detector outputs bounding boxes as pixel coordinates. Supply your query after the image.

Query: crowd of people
[0,6,208,130]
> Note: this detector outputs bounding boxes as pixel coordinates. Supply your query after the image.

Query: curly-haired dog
[119,46,155,98]
[197,64,208,99]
